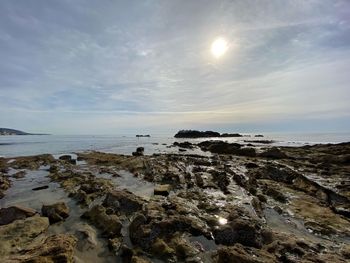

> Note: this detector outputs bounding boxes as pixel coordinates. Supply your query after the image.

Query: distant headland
[0,128,50,136]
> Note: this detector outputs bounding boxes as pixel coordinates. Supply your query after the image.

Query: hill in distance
[0,128,49,135]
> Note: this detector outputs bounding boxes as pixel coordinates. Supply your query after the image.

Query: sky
[0,0,350,135]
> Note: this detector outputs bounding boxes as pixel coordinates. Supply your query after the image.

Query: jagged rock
[8,234,77,262]
[151,238,176,259]
[75,223,98,251]
[0,216,49,257]
[59,155,73,161]
[103,190,144,214]
[41,202,69,224]
[82,205,122,237]
[0,205,37,225]
[214,244,276,263]
[259,147,288,159]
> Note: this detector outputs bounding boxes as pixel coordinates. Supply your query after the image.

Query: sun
[211,37,228,58]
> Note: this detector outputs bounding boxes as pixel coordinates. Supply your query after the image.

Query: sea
[0,132,349,158]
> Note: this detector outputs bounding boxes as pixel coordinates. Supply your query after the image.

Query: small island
[174,130,244,138]
[136,134,151,137]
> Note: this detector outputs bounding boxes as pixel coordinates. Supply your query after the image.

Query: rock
[264,186,287,203]
[32,185,49,191]
[151,238,176,259]
[245,162,259,169]
[213,218,263,248]
[259,147,288,159]
[173,141,195,149]
[12,170,26,178]
[103,190,144,214]
[0,216,49,257]
[154,184,171,196]
[8,234,77,262]
[214,244,275,263]
[255,135,264,137]
[41,202,69,224]
[0,205,37,225]
[59,155,73,161]
[133,147,145,156]
[131,256,152,263]
[175,130,221,138]
[108,237,123,253]
[82,205,122,237]
[198,140,241,154]
[75,223,98,251]
[214,207,264,248]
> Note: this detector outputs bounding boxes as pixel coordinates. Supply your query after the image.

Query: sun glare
[211,37,228,58]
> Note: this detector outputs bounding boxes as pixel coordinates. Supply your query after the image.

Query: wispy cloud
[0,0,349,134]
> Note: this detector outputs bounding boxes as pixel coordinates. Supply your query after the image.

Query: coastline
[0,141,350,262]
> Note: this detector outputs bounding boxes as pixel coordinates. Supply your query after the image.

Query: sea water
[0,132,349,157]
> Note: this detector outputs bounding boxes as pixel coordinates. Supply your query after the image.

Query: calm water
[0,133,349,157]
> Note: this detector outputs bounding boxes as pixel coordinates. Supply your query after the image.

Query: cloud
[0,0,349,134]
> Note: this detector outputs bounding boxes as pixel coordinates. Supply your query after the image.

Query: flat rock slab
[0,205,37,225]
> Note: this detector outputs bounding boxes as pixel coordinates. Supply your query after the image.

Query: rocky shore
[0,141,349,262]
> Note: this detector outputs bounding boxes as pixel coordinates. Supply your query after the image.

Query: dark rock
[175,130,220,138]
[245,162,259,169]
[132,147,144,156]
[0,206,37,225]
[42,202,69,224]
[213,218,263,248]
[32,185,49,191]
[173,141,194,149]
[59,155,72,161]
[259,147,288,159]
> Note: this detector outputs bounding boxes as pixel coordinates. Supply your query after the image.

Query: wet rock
[109,237,123,253]
[210,170,230,194]
[59,154,73,161]
[214,244,276,263]
[151,238,176,259]
[0,174,11,198]
[198,141,241,154]
[133,147,144,156]
[103,190,145,214]
[32,185,49,191]
[170,235,200,261]
[0,205,37,225]
[245,162,259,169]
[129,213,150,248]
[10,154,54,170]
[259,147,288,159]
[8,234,77,262]
[213,218,263,248]
[75,223,98,251]
[173,141,195,149]
[12,170,26,178]
[82,205,122,237]
[0,216,49,257]
[263,186,287,203]
[42,202,69,224]
[154,184,171,196]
